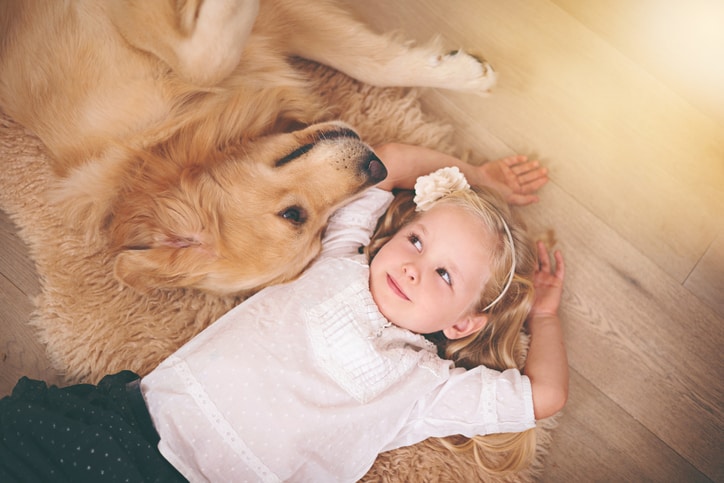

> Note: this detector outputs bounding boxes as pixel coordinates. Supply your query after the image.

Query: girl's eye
[408,234,422,252]
[437,268,452,285]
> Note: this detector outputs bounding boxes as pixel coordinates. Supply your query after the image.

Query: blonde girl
[0,143,567,482]
[368,143,567,474]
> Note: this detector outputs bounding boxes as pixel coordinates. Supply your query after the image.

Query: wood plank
[0,209,40,297]
[523,183,723,481]
[550,0,724,126]
[0,210,62,396]
[685,230,724,318]
[0,273,63,397]
[543,369,710,481]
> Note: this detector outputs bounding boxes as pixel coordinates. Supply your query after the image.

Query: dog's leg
[107,0,259,86]
[261,0,495,93]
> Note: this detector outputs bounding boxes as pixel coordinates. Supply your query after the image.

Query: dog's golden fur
[0,0,496,294]
[89,124,388,294]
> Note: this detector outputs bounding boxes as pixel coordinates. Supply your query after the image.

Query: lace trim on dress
[306,279,443,403]
[169,356,282,483]
[478,366,499,431]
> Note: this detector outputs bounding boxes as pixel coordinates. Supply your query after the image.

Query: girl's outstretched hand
[474,155,548,206]
[371,144,547,204]
[529,241,565,319]
[525,241,568,419]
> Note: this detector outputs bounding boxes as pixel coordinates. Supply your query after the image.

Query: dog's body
[0,0,495,294]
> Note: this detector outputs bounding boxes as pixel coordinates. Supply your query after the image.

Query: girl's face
[369,203,494,339]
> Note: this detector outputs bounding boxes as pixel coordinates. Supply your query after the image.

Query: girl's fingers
[485,156,548,205]
[521,173,548,193]
[511,162,537,177]
[502,155,528,168]
[509,161,548,190]
[537,241,551,272]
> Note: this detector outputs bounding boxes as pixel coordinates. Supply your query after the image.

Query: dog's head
[108,121,386,295]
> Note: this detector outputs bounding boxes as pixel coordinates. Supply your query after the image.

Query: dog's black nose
[364,153,387,183]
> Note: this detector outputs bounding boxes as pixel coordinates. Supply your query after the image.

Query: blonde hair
[365,187,538,474]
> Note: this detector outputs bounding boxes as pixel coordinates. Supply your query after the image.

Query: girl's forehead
[418,204,487,232]
[418,207,494,252]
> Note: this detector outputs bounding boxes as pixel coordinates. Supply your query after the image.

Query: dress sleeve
[385,366,536,451]
[320,188,394,259]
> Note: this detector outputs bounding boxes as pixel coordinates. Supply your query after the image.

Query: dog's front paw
[428,50,496,93]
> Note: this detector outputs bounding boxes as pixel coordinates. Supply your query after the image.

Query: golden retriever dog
[0,0,496,295]
[84,122,387,294]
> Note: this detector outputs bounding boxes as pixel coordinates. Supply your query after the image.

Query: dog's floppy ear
[113,234,215,292]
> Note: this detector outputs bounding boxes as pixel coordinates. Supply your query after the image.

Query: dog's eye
[279,206,307,225]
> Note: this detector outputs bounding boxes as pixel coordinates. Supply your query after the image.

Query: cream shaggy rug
[0,61,557,482]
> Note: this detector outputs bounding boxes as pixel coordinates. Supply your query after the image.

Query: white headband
[480,219,516,312]
[413,167,516,312]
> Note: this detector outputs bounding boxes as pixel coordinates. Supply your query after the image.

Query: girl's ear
[443,314,488,340]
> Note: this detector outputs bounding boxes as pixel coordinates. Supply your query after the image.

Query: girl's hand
[372,144,548,205]
[525,241,569,419]
[471,155,548,206]
[529,241,565,319]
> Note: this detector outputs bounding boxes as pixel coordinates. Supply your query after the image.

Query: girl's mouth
[387,274,409,300]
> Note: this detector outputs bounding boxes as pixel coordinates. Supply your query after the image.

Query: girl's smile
[387,274,409,300]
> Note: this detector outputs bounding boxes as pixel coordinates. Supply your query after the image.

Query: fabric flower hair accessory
[413,166,470,211]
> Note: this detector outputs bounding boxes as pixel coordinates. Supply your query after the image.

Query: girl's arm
[525,241,569,419]
[373,142,548,205]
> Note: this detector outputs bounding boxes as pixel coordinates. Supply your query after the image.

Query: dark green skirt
[0,370,186,482]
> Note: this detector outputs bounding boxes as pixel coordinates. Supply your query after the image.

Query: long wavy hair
[365,186,538,474]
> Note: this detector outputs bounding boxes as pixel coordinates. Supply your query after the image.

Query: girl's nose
[402,263,418,282]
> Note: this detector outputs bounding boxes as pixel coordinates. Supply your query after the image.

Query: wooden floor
[2,0,722,481]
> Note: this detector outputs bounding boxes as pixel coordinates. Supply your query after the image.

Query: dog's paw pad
[428,50,496,92]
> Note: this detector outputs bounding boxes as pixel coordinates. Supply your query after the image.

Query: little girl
[0,145,567,482]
